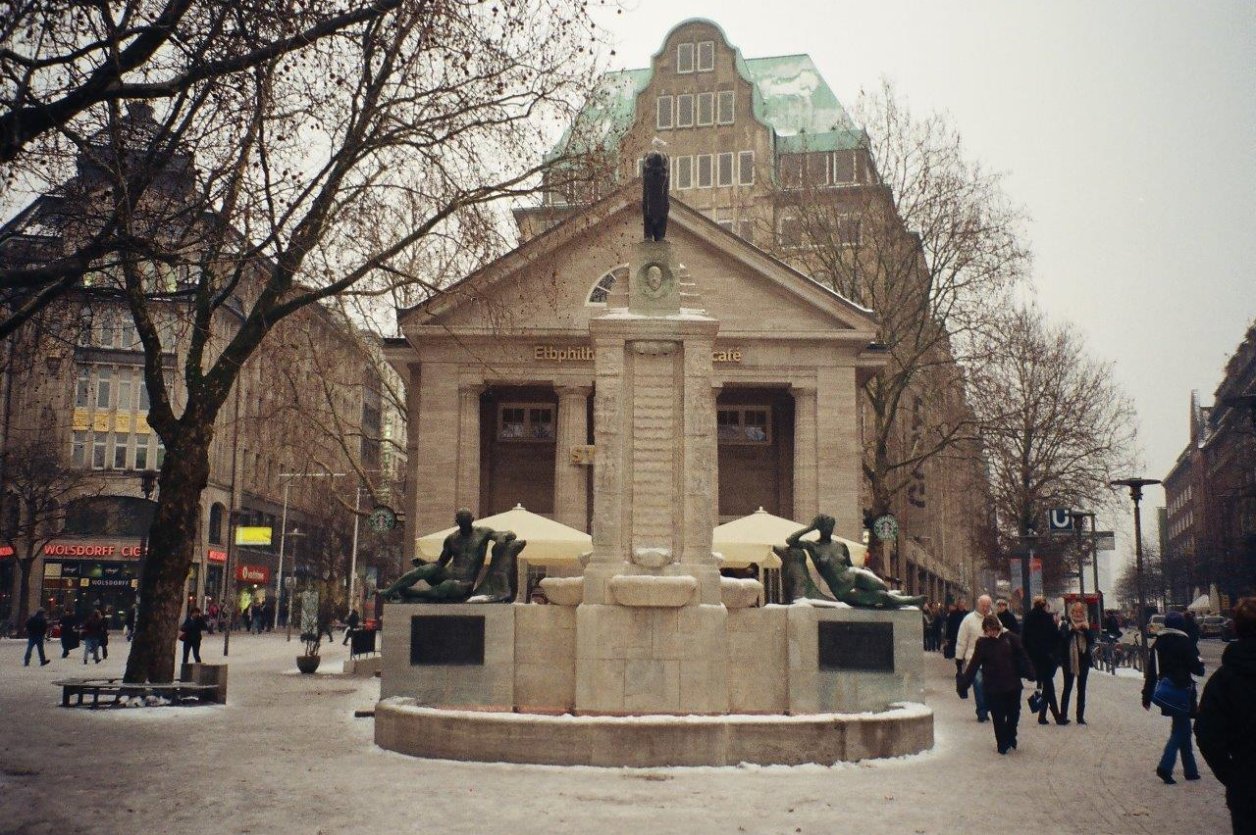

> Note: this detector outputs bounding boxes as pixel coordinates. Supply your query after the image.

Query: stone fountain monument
[374,153,933,765]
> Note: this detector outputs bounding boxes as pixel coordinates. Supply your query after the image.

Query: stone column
[792,384,818,523]
[554,385,592,531]
[455,383,484,515]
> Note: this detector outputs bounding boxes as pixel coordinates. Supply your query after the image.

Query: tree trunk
[123,430,211,684]
[15,555,34,629]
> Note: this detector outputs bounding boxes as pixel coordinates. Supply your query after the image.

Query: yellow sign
[115,413,132,433]
[93,412,110,432]
[72,408,90,431]
[235,526,273,546]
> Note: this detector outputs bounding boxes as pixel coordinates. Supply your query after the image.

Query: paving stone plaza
[0,634,1230,834]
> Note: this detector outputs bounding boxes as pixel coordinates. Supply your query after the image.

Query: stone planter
[296,654,321,674]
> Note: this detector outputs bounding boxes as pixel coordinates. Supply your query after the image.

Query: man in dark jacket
[1195,597,1256,834]
[996,599,1020,634]
[1143,610,1205,784]
[24,608,50,666]
[1023,596,1063,724]
[944,599,968,660]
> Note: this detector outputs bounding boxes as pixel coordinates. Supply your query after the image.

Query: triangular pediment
[399,184,878,343]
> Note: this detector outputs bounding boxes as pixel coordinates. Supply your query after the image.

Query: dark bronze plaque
[410,615,485,666]
[818,621,894,672]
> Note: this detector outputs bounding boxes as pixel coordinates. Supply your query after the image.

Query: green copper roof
[552,47,865,160]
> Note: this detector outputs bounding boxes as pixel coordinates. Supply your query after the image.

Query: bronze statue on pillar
[642,150,669,241]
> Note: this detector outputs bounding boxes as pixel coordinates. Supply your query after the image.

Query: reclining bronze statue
[379,508,524,603]
[774,514,924,608]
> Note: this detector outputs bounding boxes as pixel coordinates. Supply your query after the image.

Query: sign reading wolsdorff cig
[410,615,485,666]
[818,621,895,672]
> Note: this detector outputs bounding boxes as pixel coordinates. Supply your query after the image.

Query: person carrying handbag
[1142,611,1206,784]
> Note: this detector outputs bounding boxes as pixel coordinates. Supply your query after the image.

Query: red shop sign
[235,564,270,584]
[0,545,13,558]
[207,549,228,564]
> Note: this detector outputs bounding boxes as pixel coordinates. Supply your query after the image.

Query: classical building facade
[387,182,885,602]
[509,18,987,601]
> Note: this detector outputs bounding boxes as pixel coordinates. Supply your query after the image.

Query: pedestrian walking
[996,599,1019,634]
[958,614,1035,754]
[930,606,945,653]
[124,604,136,641]
[956,595,995,722]
[1023,596,1064,725]
[23,608,50,666]
[1059,601,1093,725]
[98,608,109,659]
[1183,611,1201,649]
[81,609,103,664]
[250,600,264,634]
[343,608,361,646]
[59,607,79,658]
[944,599,967,660]
[1195,597,1256,834]
[1143,610,1205,785]
[180,607,207,665]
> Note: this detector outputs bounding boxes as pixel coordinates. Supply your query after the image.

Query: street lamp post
[136,469,158,616]
[1069,510,1096,596]
[1019,527,1038,621]
[1110,477,1161,658]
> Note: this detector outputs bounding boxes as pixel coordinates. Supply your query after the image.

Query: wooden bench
[53,678,222,709]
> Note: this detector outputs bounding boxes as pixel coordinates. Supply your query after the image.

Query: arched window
[209,503,225,545]
[586,265,629,305]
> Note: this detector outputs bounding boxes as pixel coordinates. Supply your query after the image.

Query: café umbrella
[712,507,869,569]
[415,504,592,565]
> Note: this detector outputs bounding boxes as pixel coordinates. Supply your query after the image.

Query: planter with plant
[296,632,321,674]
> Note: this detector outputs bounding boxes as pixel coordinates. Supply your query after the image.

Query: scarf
[1067,615,1088,675]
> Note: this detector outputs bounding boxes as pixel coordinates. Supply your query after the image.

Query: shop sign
[42,542,146,559]
[0,545,13,558]
[236,564,270,584]
[235,526,272,546]
[207,549,228,564]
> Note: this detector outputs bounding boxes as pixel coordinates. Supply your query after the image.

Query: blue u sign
[1048,508,1073,531]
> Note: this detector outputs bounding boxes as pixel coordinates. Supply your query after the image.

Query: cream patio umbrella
[711,507,869,569]
[415,503,591,565]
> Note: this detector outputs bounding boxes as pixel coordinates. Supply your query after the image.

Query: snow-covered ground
[0,630,1231,834]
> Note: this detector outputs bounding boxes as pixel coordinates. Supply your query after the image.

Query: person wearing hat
[1142,610,1205,784]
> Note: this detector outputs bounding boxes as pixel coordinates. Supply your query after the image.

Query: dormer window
[587,265,628,304]
[677,43,694,74]
[697,41,715,72]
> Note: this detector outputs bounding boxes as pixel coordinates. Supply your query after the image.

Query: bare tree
[970,304,1138,586]
[5,0,602,682]
[770,80,1029,574]
[0,0,418,339]
[1,440,100,628]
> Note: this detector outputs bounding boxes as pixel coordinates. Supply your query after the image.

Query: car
[1219,618,1237,642]
[1200,615,1230,638]
[1147,614,1166,636]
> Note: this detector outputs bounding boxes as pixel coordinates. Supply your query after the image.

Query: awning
[1186,594,1211,613]
[416,504,591,565]
[712,507,868,569]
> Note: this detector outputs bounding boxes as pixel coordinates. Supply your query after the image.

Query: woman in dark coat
[1022,596,1063,724]
[1142,610,1205,784]
[959,615,1036,754]
[180,607,207,665]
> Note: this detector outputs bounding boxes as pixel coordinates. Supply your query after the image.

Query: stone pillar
[415,365,460,534]
[554,385,592,531]
[792,384,818,523]
[711,383,723,528]
[455,383,484,515]
[405,363,423,541]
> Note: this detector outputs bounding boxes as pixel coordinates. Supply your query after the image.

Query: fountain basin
[608,574,696,607]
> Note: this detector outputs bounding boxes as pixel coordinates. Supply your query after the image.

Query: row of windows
[777,213,862,248]
[495,402,772,446]
[676,41,716,74]
[637,151,754,190]
[656,91,735,130]
[75,364,152,412]
[779,151,868,189]
[71,429,165,471]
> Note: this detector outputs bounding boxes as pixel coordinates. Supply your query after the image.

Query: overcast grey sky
[597,0,1256,534]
